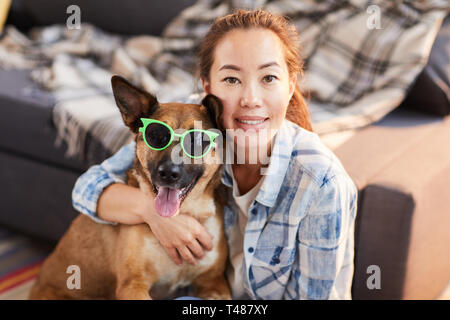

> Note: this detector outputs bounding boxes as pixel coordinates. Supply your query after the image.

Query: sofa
[1,0,449,300]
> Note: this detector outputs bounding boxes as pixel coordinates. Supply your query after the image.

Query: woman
[72,9,358,300]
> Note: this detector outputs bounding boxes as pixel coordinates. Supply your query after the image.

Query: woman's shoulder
[279,121,358,219]
[282,120,352,188]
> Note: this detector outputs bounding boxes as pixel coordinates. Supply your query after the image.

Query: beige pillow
[0,0,11,34]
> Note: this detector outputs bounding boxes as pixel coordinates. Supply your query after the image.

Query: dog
[29,75,231,300]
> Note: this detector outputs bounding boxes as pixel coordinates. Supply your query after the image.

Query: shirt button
[248,247,254,253]
[251,208,257,215]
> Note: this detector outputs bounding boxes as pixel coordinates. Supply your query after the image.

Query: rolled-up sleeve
[284,172,358,300]
[72,141,136,225]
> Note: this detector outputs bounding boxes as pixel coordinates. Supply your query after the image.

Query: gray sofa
[1,1,448,299]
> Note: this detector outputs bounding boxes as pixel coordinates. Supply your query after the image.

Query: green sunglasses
[138,118,220,159]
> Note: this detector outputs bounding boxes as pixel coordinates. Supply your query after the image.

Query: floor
[0,226,53,299]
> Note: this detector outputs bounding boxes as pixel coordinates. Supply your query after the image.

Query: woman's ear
[289,75,296,100]
[201,78,211,94]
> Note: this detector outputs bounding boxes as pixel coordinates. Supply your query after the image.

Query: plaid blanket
[0,0,447,164]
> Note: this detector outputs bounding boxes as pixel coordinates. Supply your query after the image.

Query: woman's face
[202,28,295,154]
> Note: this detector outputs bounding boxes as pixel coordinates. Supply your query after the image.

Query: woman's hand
[139,199,214,266]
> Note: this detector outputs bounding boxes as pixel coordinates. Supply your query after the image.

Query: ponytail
[286,84,313,132]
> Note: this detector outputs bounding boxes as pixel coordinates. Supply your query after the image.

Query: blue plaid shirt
[72,120,358,300]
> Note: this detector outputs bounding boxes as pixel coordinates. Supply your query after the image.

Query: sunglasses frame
[138,118,219,159]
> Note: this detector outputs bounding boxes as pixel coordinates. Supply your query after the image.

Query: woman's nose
[240,82,262,108]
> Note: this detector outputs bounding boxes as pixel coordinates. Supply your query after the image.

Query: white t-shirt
[225,164,264,300]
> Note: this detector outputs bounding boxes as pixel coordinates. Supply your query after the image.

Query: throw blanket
[0,0,447,164]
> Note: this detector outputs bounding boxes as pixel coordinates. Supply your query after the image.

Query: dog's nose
[157,162,181,184]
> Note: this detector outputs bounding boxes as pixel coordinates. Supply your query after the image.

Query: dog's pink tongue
[155,187,181,217]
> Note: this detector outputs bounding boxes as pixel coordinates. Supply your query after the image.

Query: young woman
[72,9,358,300]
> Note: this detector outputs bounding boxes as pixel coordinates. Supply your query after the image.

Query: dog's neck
[179,197,215,224]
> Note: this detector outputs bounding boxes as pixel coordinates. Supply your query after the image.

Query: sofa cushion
[399,15,449,116]
[334,107,445,190]
[0,68,92,172]
[0,149,80,242]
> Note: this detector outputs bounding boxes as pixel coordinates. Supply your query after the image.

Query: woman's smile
[234,116,269,131]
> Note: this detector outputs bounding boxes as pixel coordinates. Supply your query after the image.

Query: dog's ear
[202,94,224,132]
[111,75,158,133]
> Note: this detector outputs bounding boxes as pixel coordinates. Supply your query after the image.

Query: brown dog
[29,76,231,300]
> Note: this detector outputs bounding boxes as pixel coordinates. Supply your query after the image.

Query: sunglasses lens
[145,123,171,149]
[183,131,211,157]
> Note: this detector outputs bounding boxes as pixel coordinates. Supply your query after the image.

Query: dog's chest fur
[147,215,221,293]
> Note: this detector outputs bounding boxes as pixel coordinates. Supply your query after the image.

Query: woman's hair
[197,9,313,132]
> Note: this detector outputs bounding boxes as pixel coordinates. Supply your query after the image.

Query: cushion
[334,107,445,190]
[399,15,449,116]
[0,68,90,171]
[0,149,80,242]
[0,0,11,33]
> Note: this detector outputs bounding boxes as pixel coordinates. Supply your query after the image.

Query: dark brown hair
[197,9,313,132]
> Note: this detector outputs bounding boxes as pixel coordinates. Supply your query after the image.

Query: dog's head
[111,75,223,218]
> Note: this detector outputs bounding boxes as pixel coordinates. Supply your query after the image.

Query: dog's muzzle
[151,159,202,218]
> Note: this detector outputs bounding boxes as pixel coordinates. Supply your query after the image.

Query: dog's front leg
[114,254,158,300]
[115,260,157,300]
[114,226,157,300]
[115,276,154,300]
[193,273,231,300]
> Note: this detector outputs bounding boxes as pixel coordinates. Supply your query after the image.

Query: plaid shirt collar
[221,120,297,207]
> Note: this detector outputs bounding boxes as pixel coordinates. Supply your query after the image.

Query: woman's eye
[224,77,239,84]
[263,75,276,83]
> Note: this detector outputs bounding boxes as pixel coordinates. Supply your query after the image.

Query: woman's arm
[71,141,213,265]
[97,183,148,225]
[72,141,136,225]
[284,173,358,300]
